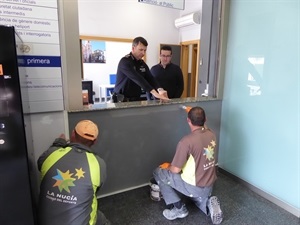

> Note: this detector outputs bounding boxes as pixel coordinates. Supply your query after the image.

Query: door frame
[180,40,200,97]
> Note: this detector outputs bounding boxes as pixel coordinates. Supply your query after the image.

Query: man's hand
[159,163,181,174]
[150,89,170,101]
[169,165,181,174]
[158,89,169,98]
[59,133,66,140]
[159,162,170,169]
[158,90,169,103]
[59,133,70,143]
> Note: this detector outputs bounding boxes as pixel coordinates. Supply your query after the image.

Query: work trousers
[153,167,213,215]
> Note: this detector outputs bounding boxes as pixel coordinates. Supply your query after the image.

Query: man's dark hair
[188,107,206,126]
[160,45,172,54]
[132,37,148,47]
[74,130,95,147]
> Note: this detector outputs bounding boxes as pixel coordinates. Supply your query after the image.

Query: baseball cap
[75,120,99,141]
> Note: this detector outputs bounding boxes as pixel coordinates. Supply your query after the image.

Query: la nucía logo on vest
[46,167,86,204]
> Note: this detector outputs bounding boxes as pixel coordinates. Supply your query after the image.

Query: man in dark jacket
[150,45,184,98]
[37,120,109,225]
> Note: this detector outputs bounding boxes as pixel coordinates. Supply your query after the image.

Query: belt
[112,92,141,102]
[123,97,141,102]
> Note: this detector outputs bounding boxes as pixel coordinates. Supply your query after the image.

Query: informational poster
[138,0,185,10]
[0,0,63,113]
[81,40,106,64]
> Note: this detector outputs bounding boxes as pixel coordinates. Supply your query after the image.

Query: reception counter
[68,97,222,197]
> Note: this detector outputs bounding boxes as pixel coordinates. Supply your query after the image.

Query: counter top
[69,97,220,112]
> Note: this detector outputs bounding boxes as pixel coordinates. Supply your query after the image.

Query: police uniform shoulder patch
[125,54,131,58]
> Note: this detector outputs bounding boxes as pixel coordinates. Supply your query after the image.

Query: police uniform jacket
[114,52,161,99]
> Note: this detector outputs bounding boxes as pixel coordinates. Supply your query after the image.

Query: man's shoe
[163,204,189,220]
[207,196,223,224]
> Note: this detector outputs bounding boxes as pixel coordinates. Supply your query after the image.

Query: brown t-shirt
[172,127,217,187]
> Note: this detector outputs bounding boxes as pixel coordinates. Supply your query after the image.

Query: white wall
[78,0,202,65]
[181,0,202,15]
[179,0,202,42]
[78,0,180,68]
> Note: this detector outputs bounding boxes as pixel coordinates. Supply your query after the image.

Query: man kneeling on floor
[153,106,223,224]
[37,120,110,225]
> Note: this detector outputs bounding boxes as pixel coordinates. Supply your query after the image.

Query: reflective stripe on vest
[86,152,101,225]
[40,147,72,181]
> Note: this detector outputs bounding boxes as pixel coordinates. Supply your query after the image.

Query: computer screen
[82,80,94,104]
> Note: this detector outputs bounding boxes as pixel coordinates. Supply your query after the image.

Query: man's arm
[95,156,106,197]
[175,67,184,98]
[168,139,187,173]
[119,59,154,92]
[169,165,182,174]
[98,157,107,187]
[119,59,169,100]
[37,134,68,171]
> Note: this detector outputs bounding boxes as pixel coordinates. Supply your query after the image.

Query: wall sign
[0,0,63,113]
[138,0,185,10]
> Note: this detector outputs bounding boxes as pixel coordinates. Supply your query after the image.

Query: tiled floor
[98,171,299,225]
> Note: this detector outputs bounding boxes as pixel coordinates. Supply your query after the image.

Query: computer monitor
[82,80,94,104]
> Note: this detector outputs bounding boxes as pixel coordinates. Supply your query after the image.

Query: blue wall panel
[219,0,300,211]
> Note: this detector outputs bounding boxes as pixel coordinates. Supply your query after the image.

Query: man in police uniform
[113,36,169,102]
[37,120,110,225]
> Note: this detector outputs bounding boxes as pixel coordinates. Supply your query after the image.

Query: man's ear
[187,117,191,124]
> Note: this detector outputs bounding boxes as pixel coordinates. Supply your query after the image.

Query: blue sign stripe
[18,56,61,67]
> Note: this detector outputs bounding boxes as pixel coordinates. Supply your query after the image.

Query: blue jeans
[153,167,213,215]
